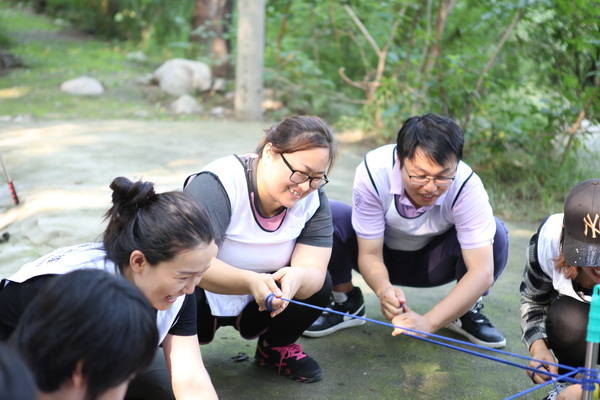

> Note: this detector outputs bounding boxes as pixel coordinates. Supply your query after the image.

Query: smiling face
[257,144,330,215]
[127,241,218,311]
[400,146,458,208]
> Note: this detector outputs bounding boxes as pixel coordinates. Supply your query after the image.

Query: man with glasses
[304,113,509,348]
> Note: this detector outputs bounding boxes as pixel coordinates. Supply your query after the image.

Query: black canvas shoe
[303,286,366,338]
[255,340,322,383]
[445,301,506,348]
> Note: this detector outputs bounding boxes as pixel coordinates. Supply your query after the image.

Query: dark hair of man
[396,113,464,167]
[0,342,36,400]
[103,177,215,269]
[11,269,157,400]
[256,115,337,169]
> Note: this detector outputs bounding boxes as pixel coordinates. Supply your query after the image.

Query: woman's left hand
[391,304,434,337]
[270,267,305,317]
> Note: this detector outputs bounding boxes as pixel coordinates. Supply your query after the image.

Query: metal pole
[584,285,600,400]
[583,343,598,400]
[0,153,20,206]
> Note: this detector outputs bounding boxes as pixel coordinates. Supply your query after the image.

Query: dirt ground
[0,120,545,399]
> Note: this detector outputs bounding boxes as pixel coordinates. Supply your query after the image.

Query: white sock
[333,291,349,303]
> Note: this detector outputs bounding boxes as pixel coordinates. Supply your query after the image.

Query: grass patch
[0,4,201,120]
[0,3,60,32]
[481,151,598,222]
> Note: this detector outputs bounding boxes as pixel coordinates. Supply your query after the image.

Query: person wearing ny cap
[520,179,600,398]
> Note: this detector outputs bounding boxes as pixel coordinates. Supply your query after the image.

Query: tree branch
[421,0,457,76]
[383,5,407,53]
[463,8,523,129]
[343,5,381,55]
[338,67,367,90]
[560,109,587,166]
[474,8,522,95]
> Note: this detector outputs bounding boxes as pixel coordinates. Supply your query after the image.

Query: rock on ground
[60,76,104,96]
[153,58,212,96]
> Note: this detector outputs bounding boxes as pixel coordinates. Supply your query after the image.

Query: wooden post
[234,0,264,120]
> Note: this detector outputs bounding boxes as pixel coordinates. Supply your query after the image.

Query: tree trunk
[192,0,233,78]
[235,0,265,120]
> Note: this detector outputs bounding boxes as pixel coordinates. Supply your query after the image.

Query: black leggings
[125,349,174,400]
[547,295,598,369]
[196,273,332,347]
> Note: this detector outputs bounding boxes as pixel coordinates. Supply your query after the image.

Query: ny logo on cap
[583,213,600,239]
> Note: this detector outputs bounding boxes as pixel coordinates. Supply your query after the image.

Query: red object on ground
[0,154,20,205]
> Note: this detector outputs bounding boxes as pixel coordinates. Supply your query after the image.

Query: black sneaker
[445,301,506,348]
[303,286,366,338]
[255,340,322,383]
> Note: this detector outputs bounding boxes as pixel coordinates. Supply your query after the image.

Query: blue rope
[265,294,600,398]
[504,369,581,400]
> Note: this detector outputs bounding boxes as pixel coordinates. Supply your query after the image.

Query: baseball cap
[563,179,600,267]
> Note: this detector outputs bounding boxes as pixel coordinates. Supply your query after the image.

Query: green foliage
[0,26,11,49]
[24,0,198,56]
[3,0,599,218]
[0,4,176,119]
[265,0,599,218]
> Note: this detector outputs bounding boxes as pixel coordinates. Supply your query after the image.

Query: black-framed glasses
[403,164,456,187]
[407,174,456,187]
[280,153,329,189]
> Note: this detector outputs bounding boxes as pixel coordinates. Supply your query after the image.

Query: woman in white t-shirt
[184,115,336,383]
[0,177,219,400]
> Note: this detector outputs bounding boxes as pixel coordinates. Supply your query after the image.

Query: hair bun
[109,177,157,214]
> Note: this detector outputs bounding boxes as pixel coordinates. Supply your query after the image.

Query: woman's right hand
[249,273,284,316]
[527,339,558,384]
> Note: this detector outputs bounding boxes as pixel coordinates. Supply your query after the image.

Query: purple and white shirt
[352,144,496,251]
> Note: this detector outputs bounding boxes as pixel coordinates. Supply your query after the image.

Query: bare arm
[199,258,282,312]
[357,236,406,320]
[162,334,218,400]
[267,243,331,316]
[286,242,331,298]
[357,236,388,293]
[391,245,494,336]
[424,245,494,331]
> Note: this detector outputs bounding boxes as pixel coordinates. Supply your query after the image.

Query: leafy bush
[0,25,11,48]
[37,0,196,50]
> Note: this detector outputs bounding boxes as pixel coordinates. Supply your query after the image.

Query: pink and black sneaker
[255,340,322,383]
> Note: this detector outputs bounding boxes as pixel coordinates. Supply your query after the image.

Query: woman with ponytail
[0,177,219,400]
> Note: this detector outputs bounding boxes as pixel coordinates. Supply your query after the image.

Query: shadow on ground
[1,120,540,399]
